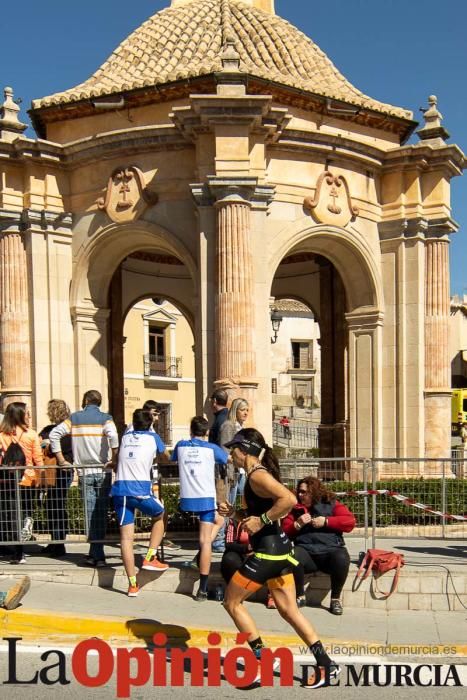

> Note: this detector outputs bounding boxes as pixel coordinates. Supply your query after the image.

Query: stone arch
[71,220,198,311]
[269,220,384,460]
[70,220,198,415]
[268,220,384,315]
[122,293,195,334]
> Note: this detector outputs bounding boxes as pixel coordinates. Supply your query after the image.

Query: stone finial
[416,95,450,145]
[221,36,241,72]
[0,87,27,142]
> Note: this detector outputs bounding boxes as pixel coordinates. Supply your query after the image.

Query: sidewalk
[0,538,465,658]
[1,537,464,611]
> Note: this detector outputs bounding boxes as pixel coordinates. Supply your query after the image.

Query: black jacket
[208,408,228,446]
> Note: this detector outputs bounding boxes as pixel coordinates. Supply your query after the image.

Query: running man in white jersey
[172,416,228,601]
[112,409,169,597]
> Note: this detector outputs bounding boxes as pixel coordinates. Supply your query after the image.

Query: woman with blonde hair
[219,398,249,505]
[0,402,43,563]
[39,399,73,557]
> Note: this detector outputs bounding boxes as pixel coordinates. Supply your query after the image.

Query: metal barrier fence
[0,459,465,555]
[272,420,319,450]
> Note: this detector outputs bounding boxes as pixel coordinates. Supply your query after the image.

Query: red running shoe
[127,583,139,597]
[141,557,169,571]
[303,663,341,689]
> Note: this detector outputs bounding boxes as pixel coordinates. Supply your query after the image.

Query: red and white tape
[334,488,467,521]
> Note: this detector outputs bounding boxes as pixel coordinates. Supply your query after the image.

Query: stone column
[424,237,451,464]
[317,261,349,469]
[108,266,124,435]
[0,230,32,409]
[213,185,258,409]
[346,309,384,478]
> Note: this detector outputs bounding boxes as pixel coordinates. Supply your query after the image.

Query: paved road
[0,646,465,699]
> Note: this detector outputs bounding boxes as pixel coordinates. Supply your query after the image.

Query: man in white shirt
[172,416,228,601]
[112,408,169,597]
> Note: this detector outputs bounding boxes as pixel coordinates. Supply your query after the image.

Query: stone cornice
[382,143,465,178]
[171,94,290,144]
[0,208,73,234]
[379,216,458,242]
[0,126,190,170]
[345,307,384,330]
[273,129,385,170]
[191,176,275,210]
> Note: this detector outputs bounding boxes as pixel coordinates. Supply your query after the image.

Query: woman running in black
[220,428,339,688]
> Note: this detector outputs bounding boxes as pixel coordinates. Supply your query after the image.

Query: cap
[224,433,264,457]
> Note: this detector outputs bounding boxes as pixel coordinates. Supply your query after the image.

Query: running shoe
[11,555,27,565]
[303,663,341,689]
[193,589,208,602]
[182,557,199,571]
[162,538,181,550]
[266,593,277,609]
[251,648,281,684]
[141,556,169,571]
[21,517,33,542]
[127,583,139,597]
[296,595,307,608]
[3,575,31,610]
[329,599,343,615]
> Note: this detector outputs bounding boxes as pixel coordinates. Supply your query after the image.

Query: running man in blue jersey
[112,409,169,597]
[172,416,228,601]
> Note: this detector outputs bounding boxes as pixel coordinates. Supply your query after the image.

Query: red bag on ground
[355,548,405,598]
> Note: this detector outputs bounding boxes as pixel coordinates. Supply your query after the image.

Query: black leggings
[221,550,247,584]
[293,545,351,598]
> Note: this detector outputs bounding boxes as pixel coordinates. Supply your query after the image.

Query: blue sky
[1,0,466,294]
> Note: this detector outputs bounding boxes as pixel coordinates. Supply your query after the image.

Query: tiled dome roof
[32,0,411,119]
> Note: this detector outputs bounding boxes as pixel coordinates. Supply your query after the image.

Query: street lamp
[270,307,283,344]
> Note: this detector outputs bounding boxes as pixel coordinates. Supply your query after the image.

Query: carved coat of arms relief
[304,170,359,227]
[97,166,158,223]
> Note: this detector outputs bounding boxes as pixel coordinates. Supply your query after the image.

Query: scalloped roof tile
[31,0,412,120]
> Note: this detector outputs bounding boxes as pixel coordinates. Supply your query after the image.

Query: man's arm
[50,420,72,466]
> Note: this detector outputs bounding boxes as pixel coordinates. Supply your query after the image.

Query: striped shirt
[50,404,119,475]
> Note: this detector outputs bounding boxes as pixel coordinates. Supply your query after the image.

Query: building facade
[270,299,320,415]
[123,298,196,446]
[0,0,465,469]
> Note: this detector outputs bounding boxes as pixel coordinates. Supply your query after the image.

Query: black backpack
[0,440,26,486]
[2,441,26,466]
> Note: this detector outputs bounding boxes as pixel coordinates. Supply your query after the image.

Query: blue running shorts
[113,495,164,526]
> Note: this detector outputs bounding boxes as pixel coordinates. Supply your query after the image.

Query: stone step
[1,562,464,612]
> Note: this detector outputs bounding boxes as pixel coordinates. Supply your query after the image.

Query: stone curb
[1,608,466,657]
[1,563,465,611]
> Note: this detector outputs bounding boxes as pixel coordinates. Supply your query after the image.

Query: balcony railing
[144,354,182,378]
[286,357,314,371]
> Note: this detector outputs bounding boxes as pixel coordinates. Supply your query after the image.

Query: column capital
[345,308,384,331]
[190,177,275,210]
[0,208,73,234]
[71,306,110,325]
[379,216,457,242]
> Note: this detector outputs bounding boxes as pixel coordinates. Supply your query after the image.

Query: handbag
[226,518,250,546]
[354,548,405,598]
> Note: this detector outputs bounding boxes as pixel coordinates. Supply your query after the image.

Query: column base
[424,390,452,475]
[317,422,349,479]
[1,391,32,412]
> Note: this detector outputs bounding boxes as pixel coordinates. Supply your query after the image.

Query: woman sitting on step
[281,476,356,615]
